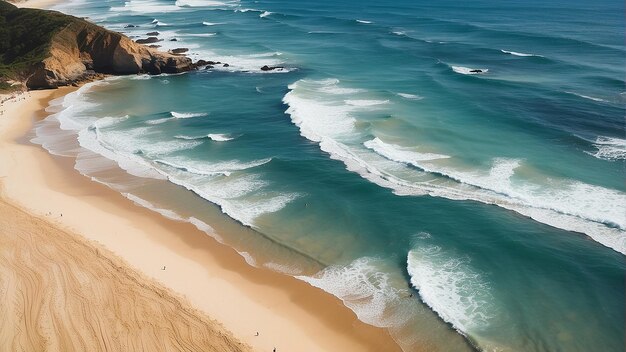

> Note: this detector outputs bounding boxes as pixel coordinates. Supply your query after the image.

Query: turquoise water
[35,0,625,351]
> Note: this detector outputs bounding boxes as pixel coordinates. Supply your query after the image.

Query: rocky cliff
[0,1,194,89]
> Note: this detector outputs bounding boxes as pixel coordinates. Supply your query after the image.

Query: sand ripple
[0,199,250,352]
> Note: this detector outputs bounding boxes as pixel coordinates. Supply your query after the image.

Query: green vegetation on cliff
[0,1,72,79]
[0,1,193,89]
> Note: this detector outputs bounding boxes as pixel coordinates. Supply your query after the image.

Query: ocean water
[34,0,625,351]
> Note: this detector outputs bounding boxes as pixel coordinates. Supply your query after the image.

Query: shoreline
[12,0,61,9]
[0,87,401,350]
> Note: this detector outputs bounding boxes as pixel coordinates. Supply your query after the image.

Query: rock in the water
[170,38,178,42]
[260,65,284,71]
[171,48,189,55]
[149,45,161,48]
[146,31,160,36]
[136,36,161,44]
[223,63,229,67]
[124,24,137,28]
[469,69,483,73]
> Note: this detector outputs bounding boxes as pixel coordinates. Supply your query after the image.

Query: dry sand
[0,91,400,350]
[0,192,251,352]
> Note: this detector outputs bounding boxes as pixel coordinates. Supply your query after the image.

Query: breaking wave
[283,78,626,255]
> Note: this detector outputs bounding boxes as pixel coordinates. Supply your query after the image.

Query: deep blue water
[35,0,625,351]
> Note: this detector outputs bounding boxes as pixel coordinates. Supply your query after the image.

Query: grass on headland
[0,1,73,81]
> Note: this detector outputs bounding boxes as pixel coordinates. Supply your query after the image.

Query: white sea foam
[284,85,357,141]
[100,139,290,228]
[318,86,365,94]
[565,91,609,103]
[146,117,173,125]
[586,136,626,161]
[407,246,495,333]
[356,19,372,24]
[451,66,488,75]
[171,111,209,118]
[188,217,217,236]
[166,173,295,228]
[259,11,272,18]
[93,115,130,129]
[113,0,236,12]
[184,33,217,37]
[501,49,542,57]
[239,251,257,266]
[156,157,272,177]
[283,79,626,255]
[123,193,224,242]
[33,78,294,231]
[227,193,300,226]
[33,80,166,180]
[202,21,222,26]
[124,193,186,221]
[364,138,450,163]
[307,78,339,85]
[154,159,227,176]
[176,0,236,7]
[78,127,166,180]
[307,78,364,94]
[264,262,303,275]
[345,99,389,107]
[174,134,205,140]
[102,130,203,157]
[131,74,152,80]
[235,8,261,13]
[207,133,235,141]
[392,31,406,36]
[192,49,292,73]
[297,257,413,328]
[396,93,423,100]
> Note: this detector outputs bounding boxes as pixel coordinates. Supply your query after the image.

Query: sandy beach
[0,67,399,352]
[0,172,250,352]
[12,0,60,8]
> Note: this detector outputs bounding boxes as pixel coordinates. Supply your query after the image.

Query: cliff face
[0,2,194,89]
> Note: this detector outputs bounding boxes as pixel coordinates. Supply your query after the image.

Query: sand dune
[0,198,250,352]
